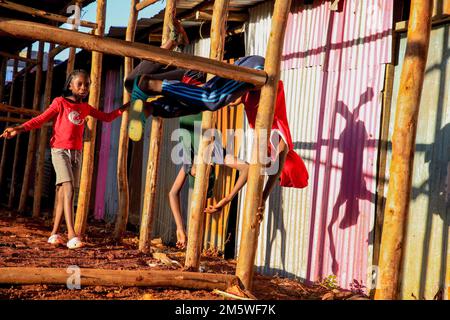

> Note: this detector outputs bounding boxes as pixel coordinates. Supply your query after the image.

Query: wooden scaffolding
[0,0,437,296]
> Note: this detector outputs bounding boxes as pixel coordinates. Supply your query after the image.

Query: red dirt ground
[0,209,368,300]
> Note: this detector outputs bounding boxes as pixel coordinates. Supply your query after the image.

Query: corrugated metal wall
[385,24,450,300]
[238,0,393,292]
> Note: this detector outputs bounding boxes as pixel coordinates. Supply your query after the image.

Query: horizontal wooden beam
[136,0,159,11]
[187,11,248,22]
[0,267,239,290]
[0,18,267,86]
[0,116,26,123]
[149,33,162,42]
[395,15,450,33]
[146,0,214,33]
[0,0,97,28]
[0,51,36,64]
[0,103,40,117]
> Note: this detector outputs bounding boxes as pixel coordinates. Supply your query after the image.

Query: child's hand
[256,203,265,223]
[120,101,131,111]
[204,197,231,214]
[0,127,19,139]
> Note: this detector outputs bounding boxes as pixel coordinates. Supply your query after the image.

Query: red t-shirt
[241,81,309,189]
[22,96,123,150]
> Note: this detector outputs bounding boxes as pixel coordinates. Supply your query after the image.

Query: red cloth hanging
[242,80,309,188]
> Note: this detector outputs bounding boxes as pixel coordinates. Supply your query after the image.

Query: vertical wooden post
[66,1,82,74]
[8,45,32,208]
[32,43,55,218]
[374,0,433,300]
[18,41,44,214]
[0,57,6,170]
[0,57,6,102]
[235,0,291,290]
[114,0,139,240]
[138,0,176,252]
[74,0,106,235]
[0,59,18,189]
[184,0,230,269]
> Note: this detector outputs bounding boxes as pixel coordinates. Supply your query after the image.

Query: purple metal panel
[243,0,394,292]
[93,70,116,220]
[282,0,392,71]
[306,65,385,290]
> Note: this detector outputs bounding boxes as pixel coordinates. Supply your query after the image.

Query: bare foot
[176,229,187,250]
[138,75,162,94]
[169,18,189,47]
[173,18,189,46]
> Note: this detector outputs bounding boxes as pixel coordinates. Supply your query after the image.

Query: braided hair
[63,69,90,98]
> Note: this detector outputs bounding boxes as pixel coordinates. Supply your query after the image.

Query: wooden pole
[0,103,40,117]
[74,0,106,236]
[0,57,6,102]
[138,0,176,253]
[0,51,36,64]
[235,0,292,290]
[374,0,433,300]
[0,18,267,86]
[0,117,30,123]
[184,0,229,270]
[66,1,82,74]
[32,43,56,218]
[0,0,97,28]
[12,63,36,82]
[48,45,68,60]
[8,45,32,208]
[0,59,18,191]
[135,0,158,11]
[18,41,44,214]
[0,267,238,290]
[0,58,6,176]
[114,0,139,241]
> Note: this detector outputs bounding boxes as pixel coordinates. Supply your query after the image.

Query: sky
[25,0,166,62]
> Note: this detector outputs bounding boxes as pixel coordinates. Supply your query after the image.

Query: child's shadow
[327,88,376,274]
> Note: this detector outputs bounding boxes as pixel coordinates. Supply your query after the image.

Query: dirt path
[0,210,367,300]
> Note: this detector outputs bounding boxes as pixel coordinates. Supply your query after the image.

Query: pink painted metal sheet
[93,70,116,220]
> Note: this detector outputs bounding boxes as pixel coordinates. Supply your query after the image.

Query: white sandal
[47,234,64,245]
[66,237,83,249]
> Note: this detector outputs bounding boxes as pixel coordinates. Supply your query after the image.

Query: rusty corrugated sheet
[385,24,450,300]
[238,0,393,293]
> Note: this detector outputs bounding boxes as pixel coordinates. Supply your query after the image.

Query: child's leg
[51,185,64,235]
[142,56,266,112]
[50,149,81,241]
[168,168,188,249]
[61,181,76,240]
[145,96,208,118]
[125,60,185,93]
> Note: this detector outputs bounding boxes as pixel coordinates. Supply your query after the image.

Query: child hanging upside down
[1,69,127,249]
[126,50,309,248]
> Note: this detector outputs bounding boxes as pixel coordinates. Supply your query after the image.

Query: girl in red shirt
[1,69,126,249]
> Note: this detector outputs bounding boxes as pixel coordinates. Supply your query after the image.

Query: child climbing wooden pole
[375,0,433,300]
[235,0,292,290]
[75,0,106,236]
[184,0,230,270]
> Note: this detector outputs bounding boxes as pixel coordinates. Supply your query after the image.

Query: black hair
[62,69,90,98]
